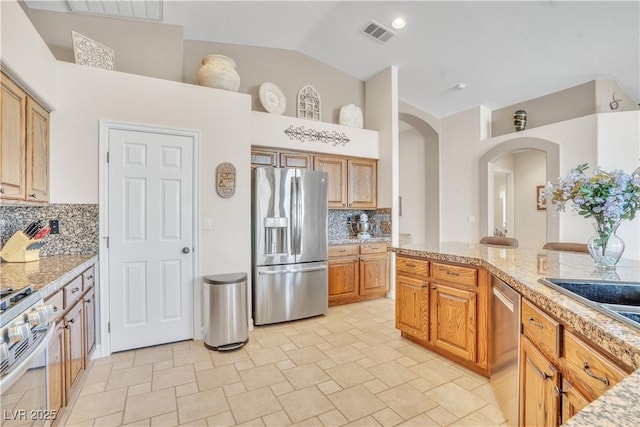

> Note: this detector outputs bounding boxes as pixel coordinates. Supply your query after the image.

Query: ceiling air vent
[361,20,396,43]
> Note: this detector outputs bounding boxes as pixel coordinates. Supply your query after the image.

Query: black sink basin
[540,278,640,330]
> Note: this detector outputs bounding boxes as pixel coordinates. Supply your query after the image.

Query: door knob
[182,247,191,254]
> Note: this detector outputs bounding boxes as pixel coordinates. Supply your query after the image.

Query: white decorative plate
[259,82,287,115]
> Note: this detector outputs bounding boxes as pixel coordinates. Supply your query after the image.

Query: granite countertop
[391,242,640,426]
[329,235,391,246]
[1,254,98,299]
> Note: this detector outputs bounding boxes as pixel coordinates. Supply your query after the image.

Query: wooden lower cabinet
[329,243,388,305]
[46,264,96,425]
[48,323,66,418]
[84,287,96,362]
[519,298,633,425]
[328,254,359,302]
[395,255,489,374]
[395,274,428,340]
[559,378,590,424]
[64,300,85,402]
[430,282,477,362]
[520,336,560,427]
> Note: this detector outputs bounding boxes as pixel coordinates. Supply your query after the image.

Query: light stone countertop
[1,254,98,299]
[329,235,391,246]
[391,242,640,426]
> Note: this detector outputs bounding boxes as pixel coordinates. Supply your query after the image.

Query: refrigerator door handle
[258,265,328,275]
[290,176,298,256]
[293,176,302,255]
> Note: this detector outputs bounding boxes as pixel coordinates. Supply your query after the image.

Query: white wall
[1,0,57,108]
[399,127,427,244]
[513,150,546,250]
[52,61,253,338]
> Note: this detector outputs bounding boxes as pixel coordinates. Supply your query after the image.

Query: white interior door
[108,127,194,352]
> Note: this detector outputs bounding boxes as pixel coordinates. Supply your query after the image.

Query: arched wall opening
[479,137,560,245]
[398,112,440,244]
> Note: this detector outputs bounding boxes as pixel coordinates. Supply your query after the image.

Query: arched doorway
[398,112,439,244]
[479,138,560,246]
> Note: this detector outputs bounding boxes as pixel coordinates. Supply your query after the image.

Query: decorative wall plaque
[72,31,116,71]
[297,85,321,121]
[283,125,350,147]
[216,162,236,198]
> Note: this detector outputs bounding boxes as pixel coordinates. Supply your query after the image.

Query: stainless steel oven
[1,287,56,427]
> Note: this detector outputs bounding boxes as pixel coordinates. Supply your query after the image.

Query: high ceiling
[23,1,640,118]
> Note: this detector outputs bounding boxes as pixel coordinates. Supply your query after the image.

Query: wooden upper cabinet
[1,73,27,200]
[251,148,278,168]
[347,158,377,209]
[280,152,311,169]
[313,155,348,208]
[26,97,49,202]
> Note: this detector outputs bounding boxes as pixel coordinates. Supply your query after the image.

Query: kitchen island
[391,242,640,426]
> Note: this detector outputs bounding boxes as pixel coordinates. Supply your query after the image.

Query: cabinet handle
[64,324,70,329]
[71,287,80,293]
[53,306,59,312]
[527,358,551,380]
[29,193,36,198]
[583,362,610,386]
[68,318,75,324]
[431,284,437,289]
[405,263,416,268]
[86,299,91,303]
[87,275,94,280]
[338,249,346,253]
[445,270,460,277]
[553,386,567,396]
[528,317,544,329]
[342,203,346,207]
[0,188,4,194]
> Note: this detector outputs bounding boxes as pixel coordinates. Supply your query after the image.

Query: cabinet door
[328,256,359,304]
[430,282,477,361]
[48,323,66,418]
[280,152,311,169]
[251,148,278,168]
[359,252,388,296]
[395,274,429,340]
[519,336,560,427]
[0,73,26,200]
[347,158,377,209]
[84,287,96,362]
[25,97,49,202]
[64,301,85,402]
[560,378,590,425]
[313,155,347,208]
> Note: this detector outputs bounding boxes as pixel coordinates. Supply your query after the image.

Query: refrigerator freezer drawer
[254,262,328,325]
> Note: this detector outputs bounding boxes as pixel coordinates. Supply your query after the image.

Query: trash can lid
[203,272,247,285]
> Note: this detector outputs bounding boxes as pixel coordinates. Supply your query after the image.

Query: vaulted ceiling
[23,1,640,118]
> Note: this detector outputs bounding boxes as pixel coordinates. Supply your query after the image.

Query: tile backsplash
[328,208,391,240]
[0,204,99,256]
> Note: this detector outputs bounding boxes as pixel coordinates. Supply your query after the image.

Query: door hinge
[106,152,109,163]
[106,237,109,248]
[108,322,110,333]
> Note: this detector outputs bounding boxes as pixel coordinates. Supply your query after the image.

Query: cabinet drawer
[396,257,429,277]
[360,243,388,255]
[562,330,629,401]
[329,245,359,258]
[45,289,64,320]
[432,262,477,287]
[522,299,561,363]
[83,265,95,289]
[63,276,84,308]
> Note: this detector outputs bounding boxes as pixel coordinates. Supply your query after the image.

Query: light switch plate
[204,219,212,230]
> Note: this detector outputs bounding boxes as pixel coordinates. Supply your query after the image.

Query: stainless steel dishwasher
[490,275,521,427]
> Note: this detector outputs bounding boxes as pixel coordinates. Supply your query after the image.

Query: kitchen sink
[540,278,640,331]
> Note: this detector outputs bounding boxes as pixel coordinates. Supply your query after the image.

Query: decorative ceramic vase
[587,220,625,270]
[197,54,240,92]
[339,104,363,128]
[513,110,527,131]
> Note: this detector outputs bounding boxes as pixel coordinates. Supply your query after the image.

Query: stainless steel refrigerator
[252,167,328,325]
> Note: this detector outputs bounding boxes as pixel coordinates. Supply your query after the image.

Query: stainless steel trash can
[203,273,249,351]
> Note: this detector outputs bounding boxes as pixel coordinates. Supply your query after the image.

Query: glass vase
[587,220,625,270]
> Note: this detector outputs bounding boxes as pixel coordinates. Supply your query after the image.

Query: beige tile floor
[63,298,507,426]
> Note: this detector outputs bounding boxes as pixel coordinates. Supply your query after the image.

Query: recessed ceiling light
[455,83,467,90]
[391,17,406,29]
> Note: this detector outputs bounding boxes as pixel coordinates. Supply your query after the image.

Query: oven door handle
[0,322,56,391]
